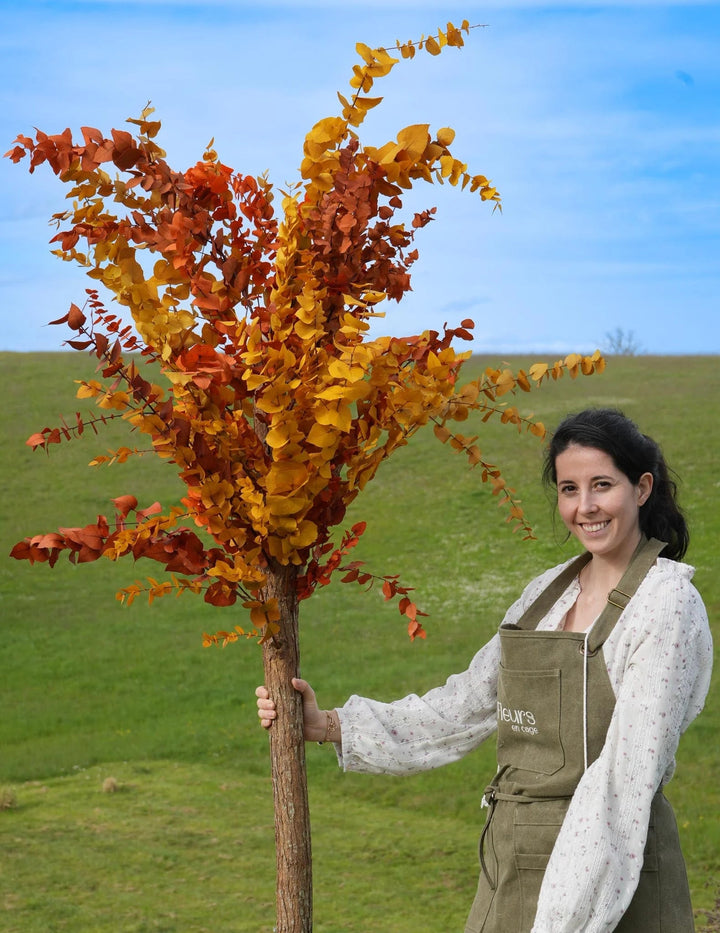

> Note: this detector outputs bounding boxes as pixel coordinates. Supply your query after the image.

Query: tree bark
[262,561,313,933]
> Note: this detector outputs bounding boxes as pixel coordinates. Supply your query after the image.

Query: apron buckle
[607,586,631,609]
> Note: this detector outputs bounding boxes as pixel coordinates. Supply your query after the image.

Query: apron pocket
[497,667,565,776]
[513,801,569,931]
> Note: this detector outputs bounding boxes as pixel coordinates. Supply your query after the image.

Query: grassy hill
[1,351,718,931]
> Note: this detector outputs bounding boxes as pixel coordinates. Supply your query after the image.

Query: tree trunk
[262,561,313,933]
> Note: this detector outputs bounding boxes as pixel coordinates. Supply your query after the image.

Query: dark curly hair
[542,408,689,560]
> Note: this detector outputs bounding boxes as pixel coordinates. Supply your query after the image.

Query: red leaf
[94,332,109,357]
[112,495,138,518]
[398,596,413,618]
[136,501,162,522]
[9,541,46,563]
[67,303,87,331]
[58,524,106,552]
[35,533,65,549]
[204,581,237,607]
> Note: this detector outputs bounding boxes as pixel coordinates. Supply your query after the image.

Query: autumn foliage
[7,21,603,643]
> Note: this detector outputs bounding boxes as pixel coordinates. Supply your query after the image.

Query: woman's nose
[578,490,598,513]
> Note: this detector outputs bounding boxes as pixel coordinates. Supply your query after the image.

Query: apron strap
[511,537,667,650]
[586,536,667,652]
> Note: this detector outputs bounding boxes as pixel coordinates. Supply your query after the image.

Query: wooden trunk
[262,562,313,933]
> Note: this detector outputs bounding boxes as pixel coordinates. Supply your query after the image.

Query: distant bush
[603,327,643,356]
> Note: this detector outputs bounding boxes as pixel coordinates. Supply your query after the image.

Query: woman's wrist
[317,709,341,745]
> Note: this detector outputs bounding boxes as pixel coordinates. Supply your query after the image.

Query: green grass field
[1,351,718,931]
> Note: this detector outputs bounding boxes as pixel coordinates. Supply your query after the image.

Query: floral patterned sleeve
[335,565,568,775]
[531,561,713,933]
[335,634,501,774]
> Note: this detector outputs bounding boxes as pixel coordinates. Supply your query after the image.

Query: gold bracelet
[317,710,339,745]
[326,710,339,743]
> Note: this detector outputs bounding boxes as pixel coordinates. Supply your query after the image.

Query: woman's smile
[579,519,610,534]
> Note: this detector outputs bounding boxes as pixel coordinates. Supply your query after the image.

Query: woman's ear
[637,471,653,506]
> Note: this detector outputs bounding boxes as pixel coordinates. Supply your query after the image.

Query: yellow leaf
[446,22,465,47]
[290,520,318,549]
[355,41,375,64]
[98,390,130,411]
[349,65,374,93]
[516,370,531,392]
[250,597,281,629]
[316,382,368,402]
[315,401,352,432]
[353,95,383,113]
[425,36,441,55]
[529,362,549,383]
[494,370,517,397]
[564,353,582,370]
[396,124,430,160]
[328,358,367,382]
[304,117,347,158]
[306,423,338,449]
[467,445,483,466]
[265,422,291,449]
[458,381,480,404]
[76,380,104,399]
[266,494,307,517]
[265,461,309,496]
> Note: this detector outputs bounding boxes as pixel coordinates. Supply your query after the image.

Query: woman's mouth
[580,520,610,533]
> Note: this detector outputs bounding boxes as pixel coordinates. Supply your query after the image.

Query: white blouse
[335,557,713,933]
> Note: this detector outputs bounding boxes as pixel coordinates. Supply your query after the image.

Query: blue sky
[1,0,718,355]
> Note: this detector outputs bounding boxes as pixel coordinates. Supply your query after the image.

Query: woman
[256,408,713,932]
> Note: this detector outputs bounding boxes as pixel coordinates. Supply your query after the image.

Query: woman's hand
[255,677,331,743]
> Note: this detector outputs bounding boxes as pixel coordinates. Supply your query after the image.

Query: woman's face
[555,444,653,565]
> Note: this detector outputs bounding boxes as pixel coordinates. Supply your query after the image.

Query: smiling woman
[257,407,713,933]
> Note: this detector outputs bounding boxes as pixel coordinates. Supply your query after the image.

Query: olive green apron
[465,538,695,933]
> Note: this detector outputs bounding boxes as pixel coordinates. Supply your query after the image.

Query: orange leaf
[26,433,48,449]
[112,495,138,517]
[67,303,87,331]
